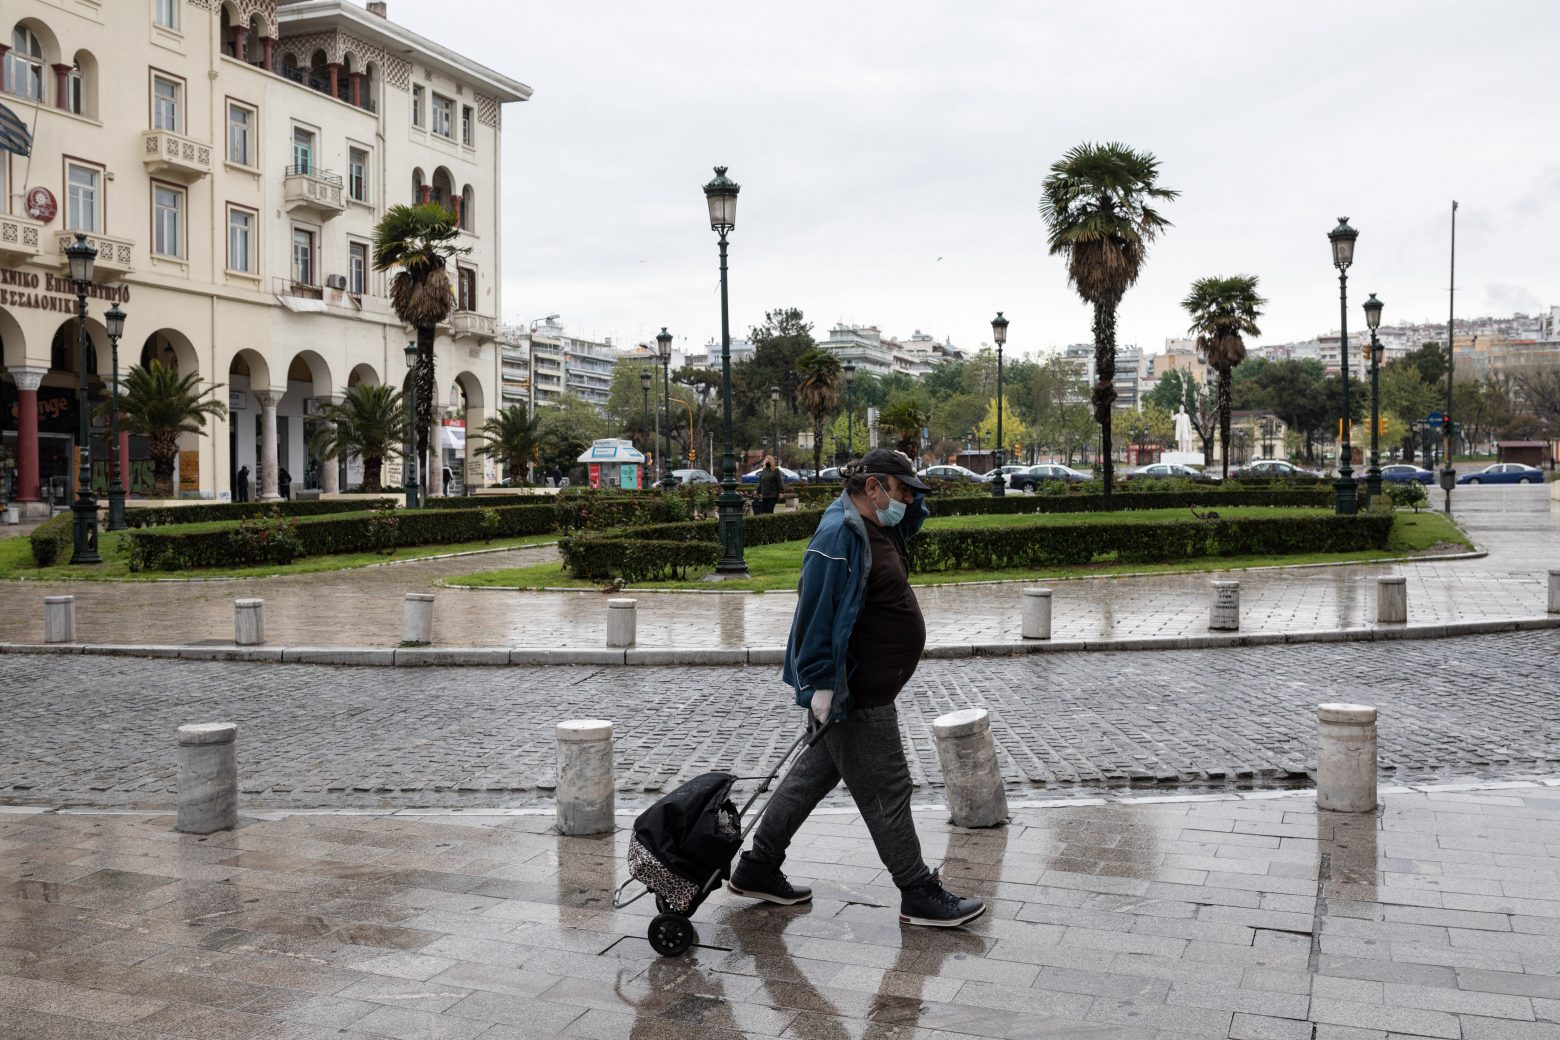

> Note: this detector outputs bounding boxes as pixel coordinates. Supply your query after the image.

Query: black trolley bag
[612,717,831,957]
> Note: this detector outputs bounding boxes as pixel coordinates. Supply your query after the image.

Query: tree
[1403,342,1450,389]
[1040,142,1178,505]
[535,393,609,473]
[310,384,407,494]
[1142,368,1197,415]
[1181,275,1265,478]
[473,405,540,484]
[974,397,1027,461]
[1511,365,1560,450]
[112,360,228,498]
[795,349,842,475]
[1380,358,1442,461]
[746,308,816,417]
[373,203,467,494]
[874,400,931,459]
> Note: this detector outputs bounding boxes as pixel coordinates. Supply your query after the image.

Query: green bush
[556,536,720,582]
[930,488,1331,517]
[1385,482,1428,512]
[28,512,74,567]
[126,498,395,528]
[553,493,687,531]
[232,508,304,565]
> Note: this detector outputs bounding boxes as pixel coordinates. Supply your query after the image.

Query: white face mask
[871,477,907,526]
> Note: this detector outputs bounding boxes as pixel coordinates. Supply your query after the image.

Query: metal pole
[846,380,853,462]
[1367,329,1382,505]
[992,344,1005,497]
[106,328,126,531]
[641,377,649,480]
[405,376,419,510]
[1442,200,1458,513]
[662,355,671,485]
[771,398,778,468]
[1334,270,1356,515]
[714,233,746,575]
[70,288,101,564]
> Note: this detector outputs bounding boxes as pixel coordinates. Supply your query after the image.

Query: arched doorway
[445,370,487,493]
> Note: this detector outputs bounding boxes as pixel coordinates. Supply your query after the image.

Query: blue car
[1456,463,1545,485]
[1380,464,1433,485]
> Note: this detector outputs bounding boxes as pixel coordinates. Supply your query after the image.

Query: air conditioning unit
[324,274,348,290]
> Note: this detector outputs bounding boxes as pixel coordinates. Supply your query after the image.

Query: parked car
[739,465,803,485]
[1009,463,1092,491]
[815,466,843,482]
[979,465,1031,486]
[669,468,718,485]
[795,468,817,481]
[1120,462,1217,484]
[1231,459,1323,479]
[918,464,986,484]
[1456,462,1544,485]
[1379,463,1434,485]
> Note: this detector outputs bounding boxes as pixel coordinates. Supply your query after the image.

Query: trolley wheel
[648,912,696,957]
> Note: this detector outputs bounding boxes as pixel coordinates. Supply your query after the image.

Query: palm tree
[795,349,842,476]
[874,400,931,459]
[1040,142,1178,505]
[111,360,227,498]
[1182,275,1265,479]
[372,203,467,495]
[473,405,540,484]
[309,384,408,493]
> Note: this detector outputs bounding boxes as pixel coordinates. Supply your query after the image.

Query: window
[227,207,254,273]
[349,241,368,294]
[431,94,453,138]
[66,164,101,233]
[348,147,368,201]
[457,266,476,311]
[66,68,84,115]
[291,227,314,285]
[411,84,424,127]
[461,105,473,146]
[227,103,253,165]
[291,127,314,174]
[152,76,181,132]
[154,0,179,29]
[152,184,183,258]
[5,28,44,101]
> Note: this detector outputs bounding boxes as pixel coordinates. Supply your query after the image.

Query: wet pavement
[3,781,1560,1039]
[0,485,1554,651]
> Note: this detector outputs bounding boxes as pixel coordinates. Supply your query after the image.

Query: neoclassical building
[0,0,528,511]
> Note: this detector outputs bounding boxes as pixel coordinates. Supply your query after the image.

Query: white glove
[810,689,834,724]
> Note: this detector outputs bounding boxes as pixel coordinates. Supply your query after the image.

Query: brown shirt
[846,517,926,709]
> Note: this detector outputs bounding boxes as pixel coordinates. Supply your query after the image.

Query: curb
[3,615,1556,667]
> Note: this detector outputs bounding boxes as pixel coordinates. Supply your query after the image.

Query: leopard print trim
[627,834,700,914]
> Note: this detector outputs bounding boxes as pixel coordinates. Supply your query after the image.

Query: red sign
[25,186,57,223]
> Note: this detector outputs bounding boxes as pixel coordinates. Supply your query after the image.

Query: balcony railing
[142,129,212,182]
[53,230,134,276]
[279,65,378,113]
[0,214,44,264]
[450,310,496,340]
[283,165,345,218]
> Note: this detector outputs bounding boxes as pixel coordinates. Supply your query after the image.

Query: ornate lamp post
[843,363,855,463]
[702,166,746,576]
[990,311,1009,497]
[104,302,127,531]
[403,341,420,509]
[656,327,673,486]
[1363,292,1385,505]
[1327,217,1359,515]
[65,233,101,564]
[639,367,652,481]
[770,385,780,467]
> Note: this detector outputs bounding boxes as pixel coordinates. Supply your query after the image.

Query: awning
[275,294,327,313]
[0,102,32,157]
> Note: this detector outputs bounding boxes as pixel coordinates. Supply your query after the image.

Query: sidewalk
[3,780,1559,1039]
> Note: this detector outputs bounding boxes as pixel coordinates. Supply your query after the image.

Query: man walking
[727,448,987,927]
[756,455,783,515]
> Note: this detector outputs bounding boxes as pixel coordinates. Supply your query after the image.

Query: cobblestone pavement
[0,485,1553,650]
[4,783,1560,1039]
[3,630,1558,811]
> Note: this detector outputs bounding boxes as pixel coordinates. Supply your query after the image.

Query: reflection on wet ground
[4,780,1559,1038]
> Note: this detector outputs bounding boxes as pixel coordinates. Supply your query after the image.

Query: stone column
[260,36,274,72]
[12,367,46,503]
[418,185,432,205]
[1548,569,1559,614]
[1210,580,1240,631]
[230,25,248,61]
[932,708,1008,828]
[256,390,282,501]
[1021,588,1052,640]
[326,62,342,97]
[52,64,72,110]
[44,595,76,643]
[350,71,365,107]
[606,598,637,647]
[556,720,614,835]
[1316,703,1377,813]
[1376,576,1407,624]
[403,593,433,645]
[176,723,238,834]
[314,395,340,495]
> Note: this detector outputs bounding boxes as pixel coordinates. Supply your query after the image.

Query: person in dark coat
[278,467,291,500]
[756,455,783,514]
[235,465,250,502]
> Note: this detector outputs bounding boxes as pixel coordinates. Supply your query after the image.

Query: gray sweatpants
[747,704,932,889]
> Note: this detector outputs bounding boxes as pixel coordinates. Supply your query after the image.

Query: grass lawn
[445,507,1472,593]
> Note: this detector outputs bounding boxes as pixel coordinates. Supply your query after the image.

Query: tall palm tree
[309,384,408,493]
[372,203,467,494]
[1040,142,1178,505]
[473,405,540,484]
[874,400,931,459]
[110,360,227,498]
[1182,275,1265,478]
[795,349,842,476]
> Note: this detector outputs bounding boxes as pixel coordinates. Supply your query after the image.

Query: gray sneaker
[899,870,985,927]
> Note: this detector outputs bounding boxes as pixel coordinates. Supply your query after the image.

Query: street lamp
[1363,292,1385,505]
[640,367,652,482]
[990,311,1009,497]
[403,341,419,509]
[104,302,127,531]
[843,363,856,463]
[656,327,673,486]
[65,233,101,563]
[770,385,780,467]
[1327,217,1359,515]
[703,166,746,576]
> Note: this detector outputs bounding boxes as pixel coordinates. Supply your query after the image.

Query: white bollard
[556,719,614,835]
[403,593,434,645]
[1376,576,1407,623]
[1021,588,1053,640]
[1209,580,1240,631]
[43,595,76,643]
[1316,704,1378,813]
[1549,569,1559,614]
[931,708,1008,829]
[177,723,239,834]
[606,598,637,647]
[234,599,264,645]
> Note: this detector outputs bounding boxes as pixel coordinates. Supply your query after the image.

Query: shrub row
[28,511,73,566]
[126,497,396,528]
[556,509,823,581]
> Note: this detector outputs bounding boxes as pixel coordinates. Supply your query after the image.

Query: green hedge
[555,538,720,582]
[126,502,558,571]
[28,512,73,566]
[126,498,396,528]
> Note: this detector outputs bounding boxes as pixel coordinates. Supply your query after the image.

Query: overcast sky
[392,0,1560,360]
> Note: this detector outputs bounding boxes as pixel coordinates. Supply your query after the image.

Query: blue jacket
[781,488,929,721]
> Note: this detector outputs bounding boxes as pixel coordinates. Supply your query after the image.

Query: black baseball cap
[856,448,930,491]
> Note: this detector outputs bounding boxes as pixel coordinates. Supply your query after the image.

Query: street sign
[1427,411,1443,426]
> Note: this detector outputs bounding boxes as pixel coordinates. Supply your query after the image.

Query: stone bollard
[606,598,637,648]
[1376,576,1407,623]
[1209,580,1240,631]
[931,708,1008,828]
[1021,588,1053,640]
[403,593,434,645]
[1549,569,1560,614]
[234,599,264,645]
[556,719,614,835]
[1316,704,1378,813]
[43,595,76,643]
[176,723,239,834]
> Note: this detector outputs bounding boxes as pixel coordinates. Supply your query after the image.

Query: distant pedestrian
[756,455,783,514]
[442,465,454,496]
[235,465,250,502]
[279,467,291,500]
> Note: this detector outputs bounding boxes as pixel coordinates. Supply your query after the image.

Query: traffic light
[1379,417,1388,435]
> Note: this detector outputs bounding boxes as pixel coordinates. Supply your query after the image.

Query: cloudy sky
[392,0,1560,360]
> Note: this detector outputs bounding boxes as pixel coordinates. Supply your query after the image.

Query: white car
[669,468,717,485]
[917,464,986,484]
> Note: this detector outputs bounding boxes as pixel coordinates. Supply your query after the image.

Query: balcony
[142,130,212,183]
[53,231,134,276]
[450,310,495,340]
[0,214,44,265]
[283,165,345,219]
